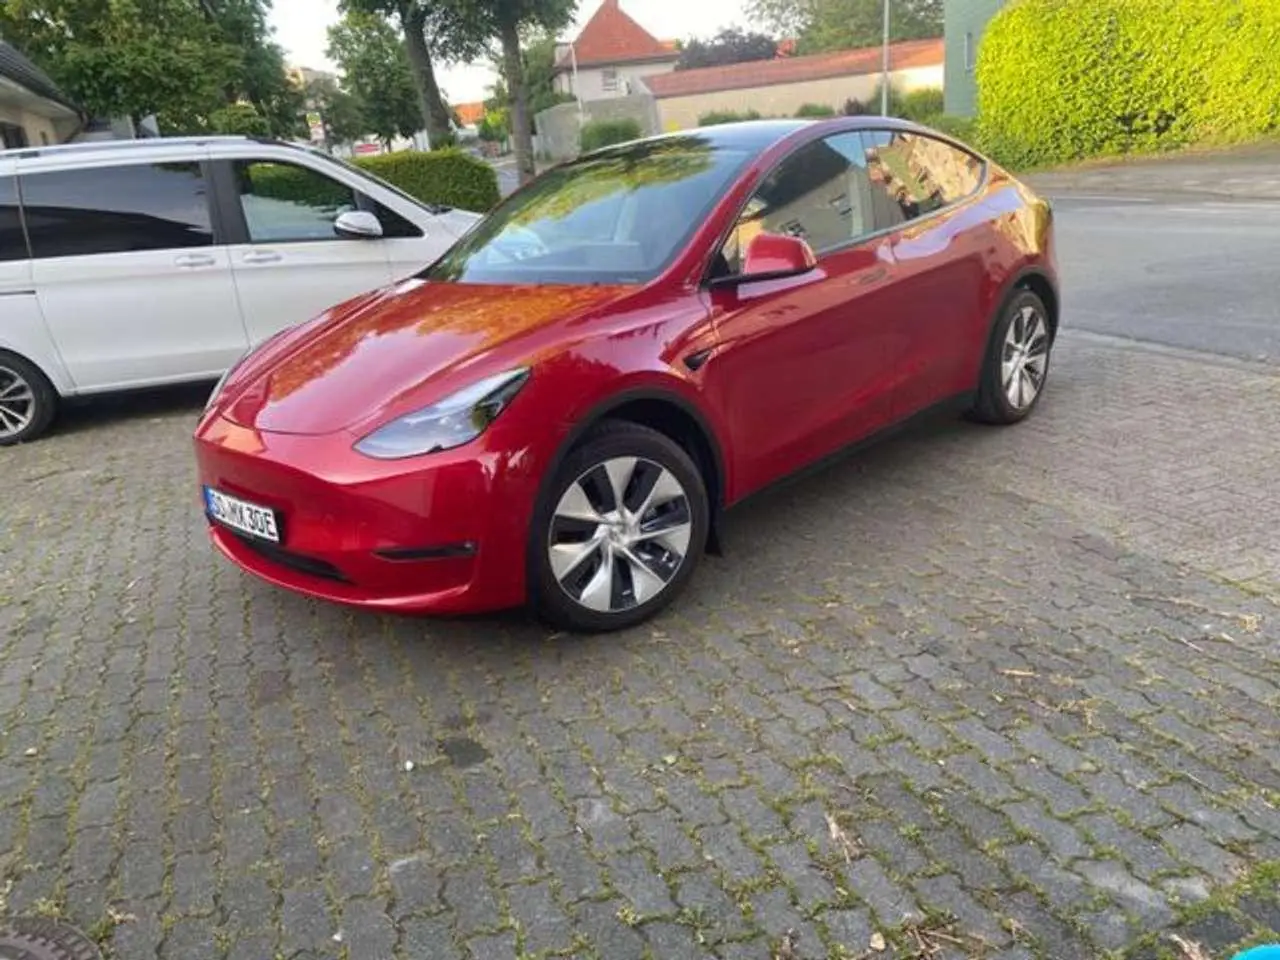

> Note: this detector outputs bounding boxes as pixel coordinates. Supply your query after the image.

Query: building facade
[942,0,1008,117]
[0,41,82,148]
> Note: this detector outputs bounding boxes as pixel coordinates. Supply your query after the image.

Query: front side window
[716,133,878,275]
[0,175,27,262]
[234,160,422,242]
[235,160,358,243]
[21,162,214,259]
[425,136,751,285]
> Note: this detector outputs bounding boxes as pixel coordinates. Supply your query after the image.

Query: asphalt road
[1048,194,1280,363]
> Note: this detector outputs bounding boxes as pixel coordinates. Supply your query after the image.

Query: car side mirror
[334,210,384,240]
[743,232,817,278]
[710,231,817,287]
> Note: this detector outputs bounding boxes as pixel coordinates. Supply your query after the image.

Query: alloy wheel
[1001,304,1049,410]
[548,456,693,614]
[0,364,36,440]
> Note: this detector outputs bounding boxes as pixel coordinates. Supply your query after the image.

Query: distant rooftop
[0,39,80,112]
[643,38,944,99]
[556,0,679,70]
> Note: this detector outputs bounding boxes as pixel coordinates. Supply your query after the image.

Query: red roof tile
[643,38,944,99]
[453,101,486,126]
[557,0,679,69]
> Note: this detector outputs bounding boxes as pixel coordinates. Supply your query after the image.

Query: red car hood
[222,280,632,435]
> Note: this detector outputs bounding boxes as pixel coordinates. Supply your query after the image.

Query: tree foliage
[327,10,420,145]
[483,35,574,134]
[0,0,302,135]
[747,0,941,54]
[676,29,778,71]
[305,76,367,146]
[977,0,1280,168]
[338,0,489,148]
[442,0,577,182]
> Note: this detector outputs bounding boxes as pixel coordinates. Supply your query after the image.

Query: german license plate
[204,486,280,543]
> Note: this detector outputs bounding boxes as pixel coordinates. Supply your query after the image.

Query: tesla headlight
[353,368,530,460]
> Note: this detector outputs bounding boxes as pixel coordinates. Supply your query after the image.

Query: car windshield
[423,136,751,286]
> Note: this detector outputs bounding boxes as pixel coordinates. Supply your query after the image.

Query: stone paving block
[4,336,1280,960]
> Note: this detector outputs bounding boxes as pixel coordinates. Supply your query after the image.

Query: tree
[748,0,942,55]
[0,0,242,131]
[305,77,367,146]
[446,0,577,184]
[676,29,778,71]
[339,0,488,148]
[210,101,271,135]
[483,35,574,136]
[327,10,421,145]
[200,0,304,137]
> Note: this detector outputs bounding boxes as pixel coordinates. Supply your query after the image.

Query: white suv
[0,135,484,444]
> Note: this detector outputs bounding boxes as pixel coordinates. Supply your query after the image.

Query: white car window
[234,160,357,243]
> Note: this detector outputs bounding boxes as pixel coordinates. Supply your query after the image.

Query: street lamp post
[880,0,891,115]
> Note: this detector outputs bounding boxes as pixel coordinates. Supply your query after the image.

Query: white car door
[21,157,248,392]
[218,156,421,345]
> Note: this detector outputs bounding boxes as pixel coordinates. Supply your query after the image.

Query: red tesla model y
[195,118,1058,631]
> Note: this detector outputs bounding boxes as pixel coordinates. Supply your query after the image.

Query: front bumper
[193,415,539,614]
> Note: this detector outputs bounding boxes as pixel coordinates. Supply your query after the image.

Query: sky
[268,0,757,104]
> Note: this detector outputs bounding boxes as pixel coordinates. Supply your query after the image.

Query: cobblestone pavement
[1,332,1278,960]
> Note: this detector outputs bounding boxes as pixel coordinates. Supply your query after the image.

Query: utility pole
[880,0,891,115]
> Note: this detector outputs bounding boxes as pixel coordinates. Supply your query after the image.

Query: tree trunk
[400,3,453,148]
[499,15,535,184]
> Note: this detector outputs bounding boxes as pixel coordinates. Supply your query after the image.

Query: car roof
[0,134,316,166]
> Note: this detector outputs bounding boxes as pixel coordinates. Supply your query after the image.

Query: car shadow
[51,381,212,438]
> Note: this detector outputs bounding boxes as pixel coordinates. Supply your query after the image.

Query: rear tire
[0,351,57,446]
[970,289,1052,425]
[529,420,709,633]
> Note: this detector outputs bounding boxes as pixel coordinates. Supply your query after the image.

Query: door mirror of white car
[334,210,384,240]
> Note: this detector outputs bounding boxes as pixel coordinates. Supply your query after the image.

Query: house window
[964,31,976,72]
[0,122,28,150]
[601,68,619,93]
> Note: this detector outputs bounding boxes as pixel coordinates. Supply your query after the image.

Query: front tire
[529,420,709,633]
[971,289,1052,425]
[0,351,57,446]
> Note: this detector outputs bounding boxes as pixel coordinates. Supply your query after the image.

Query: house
[0,39,82,148]
[943,0,1007,117]
[553,0,679,102]
[642,38,945,132]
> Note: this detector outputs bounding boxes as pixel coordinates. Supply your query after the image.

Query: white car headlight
[353,368,530,460]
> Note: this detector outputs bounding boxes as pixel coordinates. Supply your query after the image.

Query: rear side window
[860,130,984,229]
[0,175,27,262]
[21,162,214,259]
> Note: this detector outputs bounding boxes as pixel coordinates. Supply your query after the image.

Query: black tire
[970,289,1053,425]
[0,350,58,446]
[529,420,709,633]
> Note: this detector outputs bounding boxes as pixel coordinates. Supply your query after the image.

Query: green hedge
[697,109,763,127]
[795,103,836,118]
[977,0,1280,168]
[355,149,499,212]
[579,117,642,153]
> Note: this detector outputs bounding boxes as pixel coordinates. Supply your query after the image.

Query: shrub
[697,109,762,127]
[579,117,642,152]
[355,148,499,212]
[898,88,944,123]
[924,114,980,145]
[794,102,836,118]
[977,0,1280,169]
[210,103,270,137]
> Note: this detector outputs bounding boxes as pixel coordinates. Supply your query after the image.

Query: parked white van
[0,135,484,444]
